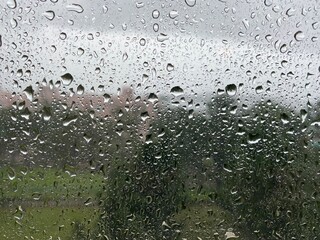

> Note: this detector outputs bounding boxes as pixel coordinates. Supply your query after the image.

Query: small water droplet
[60,32,67,40]
[77,47,84,56]
[185,0,196,7]
[139,38,146,46]
[148,93,158,103]
[169,10,179,19]
[153,23,159,32]
[225,84,237,96]
[157,33,169,42]
[255,85,263,94]
[136,2,144,8]
[280,44,287,53]
[264,0,273,7]
[103,5,108,14]
[294,31,305,41]
[122,52,128,61]
[166,63,174,72]
[152,9,160,19]
[242,18,249,30]
[170,86,184,96]
[43,10,55,20]
[10,18,18,29]
[66,3,84,13]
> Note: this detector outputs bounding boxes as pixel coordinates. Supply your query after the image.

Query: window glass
[0,0,319,239]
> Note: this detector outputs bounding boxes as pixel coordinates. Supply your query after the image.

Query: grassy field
[0,166,105,240]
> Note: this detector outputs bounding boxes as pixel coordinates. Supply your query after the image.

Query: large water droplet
[66,4,84,13]
[170,86,184,96]
[77,84,84,95]
[169,10,179,19]
[157,33,169,42]
[43,11,55,20]
[152,9,160,19]
[294,31,305,41]
[7,0,17,9]
[61,73,73,86]
[166,63,174,72]
[185,0,196,7]
[225,84,237,96]
[24,86,34,101]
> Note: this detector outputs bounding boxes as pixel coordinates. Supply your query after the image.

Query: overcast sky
[0,0,319,112]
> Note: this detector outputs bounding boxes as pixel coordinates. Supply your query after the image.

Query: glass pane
[0,0,319,239]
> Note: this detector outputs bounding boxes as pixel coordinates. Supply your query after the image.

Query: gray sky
[0,0,319,112]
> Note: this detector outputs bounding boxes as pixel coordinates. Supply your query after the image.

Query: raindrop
[242,18,249,30]
[281,113,289,124]
[136,2,144,8]
[255,85,263,94]
[148,93,158,103]
[169,10,179,19]
[300,109,307,123]
[102,5,108,14]
[280,44,287,53]
[60,32,67,40]
[166,63,174,72]
[122,52,128,61]
[247,133,261,144]
[294,31,305,41]
[152,9,160,19]
[8,167,16,180]
[43,11,55,20]
[7,0,17,9]
[61,73,73,86]
[139,38,146,46]
[185,0,196,7]
[225,84,237,96]
[170,86,184,96]
[66,3,84,13]
[77,47,84,56]
[77,85,84,95]
[24,86,34,101]
[103,93,111,103]
[286,8,296,17]
[264,0,273,7]
[10,18,18,29]
[63,115,78,126]
[153,23,159,32]
[157,33,169,42]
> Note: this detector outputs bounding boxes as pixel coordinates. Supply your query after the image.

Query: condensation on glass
[0,0,319,239]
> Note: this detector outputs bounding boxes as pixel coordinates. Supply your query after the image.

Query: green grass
[0,206,99,240]
[0,167,105,202]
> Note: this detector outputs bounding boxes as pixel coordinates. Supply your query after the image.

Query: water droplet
[255,85,263,94]
[280,44,287,53]
[77,47,84,56]
[136,2,144,8]
[103,93,111,103]
[153,23,159,32]
[61,73,73,86]
[43,10,55,20]
[286,8,296,17]
[7,0,17,9]
[170,86,184,96]
[63,115,78,126]
[281,113,289,124]
[60,32,67,40]
[166,63,174,72]
[294,31,305,41]
[148,93,158,103]
[242,18,249,30]
[169,10,179,19]
[157,33,169,42]
[77,84,84,95]
[103,5,108,14]
[10,18,17,29]
[8,167,16,180]
[300,109,307,123]
[185,0,196,7]
[264,0,273,7]
[24,86,34,101]
[152,9,160,19]
[225,84,237,96]
[122,52,128,61]
[139,38,146,46]
[247,133,261,144]
[66,3,84,13]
